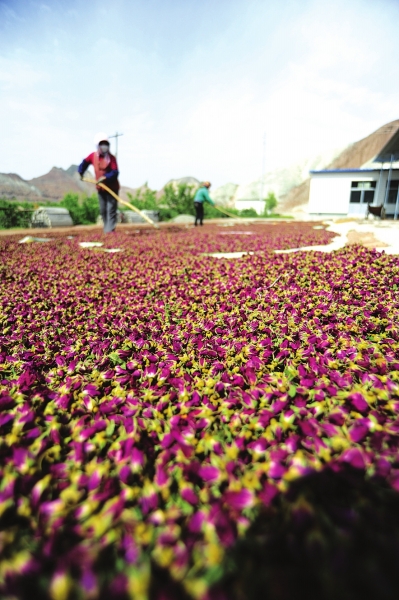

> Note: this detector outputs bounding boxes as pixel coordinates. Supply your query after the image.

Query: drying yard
[1,220,399,599]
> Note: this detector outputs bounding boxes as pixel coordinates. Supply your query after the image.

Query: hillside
[0,173,43,200]
[280,119,399,213]
[28,166,89,200]
[0,165,141,203]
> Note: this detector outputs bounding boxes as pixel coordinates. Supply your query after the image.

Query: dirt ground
[346,229,389,248]
[2,219,398,256]
[0,223,160,238]
[0,218,295,238]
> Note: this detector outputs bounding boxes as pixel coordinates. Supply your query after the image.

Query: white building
[234,197,266,214]
[309,130,399,218]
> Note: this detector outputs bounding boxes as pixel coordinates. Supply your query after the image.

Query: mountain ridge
[0,165,144,204]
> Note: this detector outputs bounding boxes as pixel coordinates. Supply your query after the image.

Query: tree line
[0,184,280,228]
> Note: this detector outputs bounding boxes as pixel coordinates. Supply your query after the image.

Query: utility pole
[108,131,124,158]
[259,132,266,211]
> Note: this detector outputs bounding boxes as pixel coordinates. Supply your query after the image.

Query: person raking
[193,181,215,226]
[78,133,120,233]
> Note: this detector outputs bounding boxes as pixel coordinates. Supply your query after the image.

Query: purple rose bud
[199,465,219,482]
[223,488,253,510]
[349,393,369,413]
[181,488,199,505]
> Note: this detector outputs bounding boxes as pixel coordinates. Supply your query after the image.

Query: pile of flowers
[0,223,398,599]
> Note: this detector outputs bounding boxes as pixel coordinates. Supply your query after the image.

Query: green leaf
[109,351,124,365]
[106,421,115,437]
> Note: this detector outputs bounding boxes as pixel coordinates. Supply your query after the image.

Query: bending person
[193,181,215,226]
[78,132,120,233]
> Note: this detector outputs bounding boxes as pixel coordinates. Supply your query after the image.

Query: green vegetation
[263,191,278,215]
[0,187,290,229]
[0,194,99,229]
[207,204,240,219]
[0,199,36,229]
[127,183,235,220]
[240,208,259,218]
[59,193,99,225]
[126,188,159,212]
[160,183,197,220]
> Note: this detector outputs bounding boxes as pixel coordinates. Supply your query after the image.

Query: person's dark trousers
[98,190,117,233]
[194,202,204,226]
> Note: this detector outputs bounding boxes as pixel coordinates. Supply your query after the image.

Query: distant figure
[193,181,215,226]
[78,133,119,233]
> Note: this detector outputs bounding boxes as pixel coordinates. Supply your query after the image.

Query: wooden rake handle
[211,204,242,219]
[82,177,159,228]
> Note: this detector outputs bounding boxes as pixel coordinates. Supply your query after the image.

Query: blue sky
[1,0,399,189]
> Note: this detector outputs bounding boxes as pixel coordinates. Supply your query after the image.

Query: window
[364,191,374,204]
[349,181,376,204]
[351,181,376,189]
[350,190,361,203]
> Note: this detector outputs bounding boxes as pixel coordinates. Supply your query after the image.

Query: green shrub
[264,192,278,215]
[126,188,158,212]
[130,183,237,221]
[239,208,259,218]
[158,183,238,221]
[157,183,196,220]
[0,199,36,229]
[0,194,99,228]
[60,193,99,225]
[206,203,239,219]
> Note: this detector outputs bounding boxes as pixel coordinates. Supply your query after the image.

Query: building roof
[311,166,399,175]
[36,207,71,214]
[310,124,399,176]
[375,128,399,161]
[309,168,378,174]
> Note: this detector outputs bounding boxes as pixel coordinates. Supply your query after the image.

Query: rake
[82,177,159,228]
[211,204,242,219]
[84,177,242,225]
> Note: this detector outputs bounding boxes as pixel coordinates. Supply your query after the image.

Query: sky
[1,0,399,190]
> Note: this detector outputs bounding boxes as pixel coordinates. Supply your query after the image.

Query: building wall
[309,175,353,214]
[308,170,399,216]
